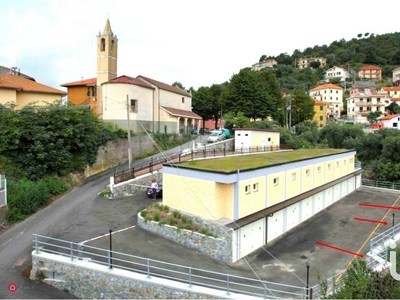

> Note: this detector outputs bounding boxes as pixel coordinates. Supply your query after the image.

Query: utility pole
[126,95,132,169]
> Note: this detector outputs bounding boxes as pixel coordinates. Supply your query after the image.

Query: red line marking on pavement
[359,203,400,210]
[354,217,388,225]
[316,241,364,258]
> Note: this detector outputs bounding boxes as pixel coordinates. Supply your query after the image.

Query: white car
[207,130,225,143]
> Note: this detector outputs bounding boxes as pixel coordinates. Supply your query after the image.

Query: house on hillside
[380,86,400,102]
[251,59,277,71]
[346,85,388,124]
[358,65,382,81]
[297,57,326,69]
[61,19,201,134]
[393,66,400,85]
[324,66,350,83]
[312,98,327,128]
[0,73,66,108]
[377,114,400,129]
[309,83,343,120]
[162,149,362,263]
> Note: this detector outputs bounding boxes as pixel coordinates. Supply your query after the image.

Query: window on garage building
[253,183,258,192]
[245,185,250,194]
[318,166,321,173]
[291,173,296,181]
[273,177,279,186]
[328,164,331,170]
[306,169,310,176]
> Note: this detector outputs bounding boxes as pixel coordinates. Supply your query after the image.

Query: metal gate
[0,174,7,208]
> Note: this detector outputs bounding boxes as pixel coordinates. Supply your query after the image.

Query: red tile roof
[107,75,155,89]
[137,75,191,97]
[379,114,400,121]
[309,83,343,92]
[61,78,97,87]
[391,98,400,101]
[313,98,327,105]
[360,65,382,71]
[161,106,201,119]
[382,86,400,91]
[0,74,66,95]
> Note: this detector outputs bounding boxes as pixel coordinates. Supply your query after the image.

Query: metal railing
[113,145,290,184]
[33,234,308,299]
[361,179,400,190]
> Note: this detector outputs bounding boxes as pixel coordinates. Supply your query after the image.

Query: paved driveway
[86,186,400,297]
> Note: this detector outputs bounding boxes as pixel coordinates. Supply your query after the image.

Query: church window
[111,40,115,53]
[100,38,105,51]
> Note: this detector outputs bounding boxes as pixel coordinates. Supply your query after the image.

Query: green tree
[0,102,116,180]
[222,68,281,121]
[367,111,382,124]
[309,61,321,68]
[172,81,185,90]
[387,102,400,114]
[259,55,267,62]
[289,90,315,127]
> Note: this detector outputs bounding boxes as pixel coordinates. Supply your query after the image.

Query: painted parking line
[80,225,136,245]
[333,193,400,285]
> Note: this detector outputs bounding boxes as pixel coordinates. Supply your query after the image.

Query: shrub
[7,178,50,223]
[40,175,68,195]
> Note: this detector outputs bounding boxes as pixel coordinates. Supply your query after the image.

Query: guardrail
[113,145,290,184]
[33,234,309,299]
[362,178,400,190]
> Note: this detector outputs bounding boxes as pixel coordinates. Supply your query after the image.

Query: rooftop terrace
[177,149,351,173]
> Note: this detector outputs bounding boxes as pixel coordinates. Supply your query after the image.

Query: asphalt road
[0,139,201,299]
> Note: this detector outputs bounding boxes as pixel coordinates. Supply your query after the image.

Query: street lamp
[109,229,113,269]
[306,261,310,299]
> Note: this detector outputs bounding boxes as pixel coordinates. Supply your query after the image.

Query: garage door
[267,210,284,243]
[341,180,348,198]
[285,202,300,232]
[300,197,313,222]
[333,184,341,202]
[324,187,333,208]
[313,192,324,214]
[356,174,362,188]
[238,218,265,259]
[348,177,355,193]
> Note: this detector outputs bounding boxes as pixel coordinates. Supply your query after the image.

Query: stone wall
[30,252,226,299]
[85,135,155,177]
[111,173,163,197]
[138,212,233,263]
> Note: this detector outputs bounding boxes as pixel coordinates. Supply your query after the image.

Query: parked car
[207,130,225,143]
[146,182,163,198]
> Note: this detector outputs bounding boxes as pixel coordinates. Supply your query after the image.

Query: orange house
[60,78,97,110]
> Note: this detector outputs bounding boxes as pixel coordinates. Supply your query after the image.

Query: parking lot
[84,185,400,296]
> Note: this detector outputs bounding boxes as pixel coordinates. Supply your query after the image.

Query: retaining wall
[137,211,233,263]
[30,252,228,299]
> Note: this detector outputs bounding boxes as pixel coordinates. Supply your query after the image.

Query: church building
[61,19,201,133]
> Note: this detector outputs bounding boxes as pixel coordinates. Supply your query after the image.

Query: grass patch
[142,203,217,237]
[179,148,348,172]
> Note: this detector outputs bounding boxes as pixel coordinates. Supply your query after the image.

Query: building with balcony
[380,86,400,102]
[162,148,362,263]
[393,66,400,85]
[358,65,382,81]
[297,57,326,69]
[309,83,343,120]
[251,59,277,71]
[346,86,389,124]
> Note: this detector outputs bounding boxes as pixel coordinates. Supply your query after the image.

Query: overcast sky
[1,0,400,92]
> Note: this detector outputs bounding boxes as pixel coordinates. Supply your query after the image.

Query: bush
[40,175,68,195]
[7,178,50,222]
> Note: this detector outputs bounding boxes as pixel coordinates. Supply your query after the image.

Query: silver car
[207,130,225,143]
